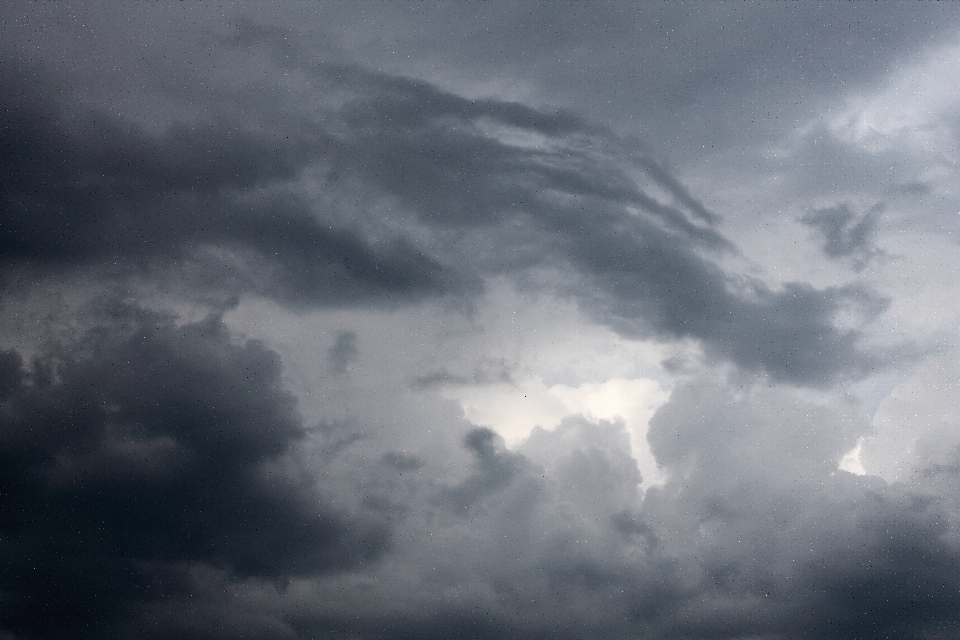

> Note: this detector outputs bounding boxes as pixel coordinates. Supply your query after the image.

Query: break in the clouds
[2,2,960,640]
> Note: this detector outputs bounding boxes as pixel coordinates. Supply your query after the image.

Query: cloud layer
[2,5,959,640]
[1,55,888,384]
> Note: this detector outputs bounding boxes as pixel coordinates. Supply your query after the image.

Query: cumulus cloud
[638,379,960,639]
[0,311,956,639]
[0,305,387,639]
[270,380,960,640]
[859,349,960,483]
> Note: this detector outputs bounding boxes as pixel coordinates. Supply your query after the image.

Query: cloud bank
[2,5,959,640]
[1,55,887,384]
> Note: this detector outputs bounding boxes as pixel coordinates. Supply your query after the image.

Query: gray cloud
[2,7,956,639]
[801,202,885,271]
[640,379,960,639]
[0,304,388,640]
[0,65,466,307]
[413,358,514,388]
[289,1,960,165]
[324,67,888,384]
[0,313,955,640]
[272,385,960,640]
[1,43,893,385]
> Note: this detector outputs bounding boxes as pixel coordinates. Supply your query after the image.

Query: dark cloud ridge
[0,64,460,307]
[3,47,889,384]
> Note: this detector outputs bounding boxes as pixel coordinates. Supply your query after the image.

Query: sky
[2,2,960,639]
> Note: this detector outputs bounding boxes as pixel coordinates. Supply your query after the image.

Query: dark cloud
[0,305,387,640]
[2,42,892,384]
[438,427,526,514]
[0,65,465,306]
[801,202,885,271]
[312,59,887,385]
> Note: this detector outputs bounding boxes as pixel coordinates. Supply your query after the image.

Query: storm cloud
[2,52,885,384]
[2,3,959,640]
[0,65,460,306]
[0,306,387,639]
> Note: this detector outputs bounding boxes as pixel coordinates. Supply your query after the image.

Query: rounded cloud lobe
[0,307,387,639]
[288,384,960,640]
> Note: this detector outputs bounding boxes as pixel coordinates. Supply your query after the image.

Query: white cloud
[860,349,960,483]
[829,39,960,160]
[838,438,866,475]
[448,376,667,486]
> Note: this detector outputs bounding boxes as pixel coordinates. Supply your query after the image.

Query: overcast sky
[3,2,960,639]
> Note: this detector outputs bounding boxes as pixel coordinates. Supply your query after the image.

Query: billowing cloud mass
[0,307,388,639]
[2,2,960,640]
